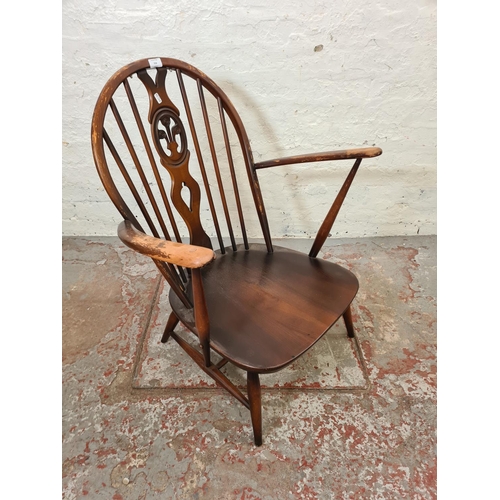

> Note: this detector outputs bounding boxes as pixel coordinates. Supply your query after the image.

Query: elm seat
[91,57,382,446]
[170,244,359,373]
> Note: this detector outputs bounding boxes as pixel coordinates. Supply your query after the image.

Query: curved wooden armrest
[254,147,382,170]
[118,220,216,269]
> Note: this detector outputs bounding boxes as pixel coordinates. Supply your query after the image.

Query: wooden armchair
[91,58,382,445]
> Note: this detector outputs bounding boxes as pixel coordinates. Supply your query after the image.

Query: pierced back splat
[137,68,212,249]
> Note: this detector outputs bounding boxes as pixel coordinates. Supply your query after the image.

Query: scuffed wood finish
[118,220,215,269]
[92,57,383,445]
[254,147,382,170]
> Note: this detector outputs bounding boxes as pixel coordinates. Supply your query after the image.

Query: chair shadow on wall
[219,78,342,243]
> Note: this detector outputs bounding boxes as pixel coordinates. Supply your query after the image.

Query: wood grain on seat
[170,244,358,373]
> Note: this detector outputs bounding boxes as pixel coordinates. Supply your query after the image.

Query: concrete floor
[62,235,436,499]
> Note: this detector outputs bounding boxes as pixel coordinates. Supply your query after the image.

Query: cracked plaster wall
[63,0,436,238]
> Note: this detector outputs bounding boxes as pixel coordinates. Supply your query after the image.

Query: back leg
[343,304,355,339]
[161,311,179,343]
[247,372,263,446]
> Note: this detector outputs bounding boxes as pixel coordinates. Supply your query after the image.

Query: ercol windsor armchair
[91,57,382,446]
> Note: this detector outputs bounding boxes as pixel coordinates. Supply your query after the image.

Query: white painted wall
[63,0,436,238]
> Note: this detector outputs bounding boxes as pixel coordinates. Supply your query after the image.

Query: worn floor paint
[62,236,436,499]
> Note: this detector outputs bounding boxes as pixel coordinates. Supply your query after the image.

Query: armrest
[254,147,382,170]
[118,220,216,269]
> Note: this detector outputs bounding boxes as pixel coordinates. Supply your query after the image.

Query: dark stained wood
[218,98,249,250]
[136,69,213,251]
[122,78,183,245]
[137,67,180,120]
[109,98,172,241]
[176,70,226,253]
[309,158,362,258]
[105,115,189,288]
[249,169,273,253]
[113,83,188,283]
[170,331,250,409]
[91,57,382,445]
[161,311,179,343]
[343,304,355,339]
[170,244,359,373]
[150,259,191,308]
[247,372,262,446]
[254,147,382,170]
[198,82,237,251]
[102,128,159,236]
[215,357,229,369]
[192,267,211,367]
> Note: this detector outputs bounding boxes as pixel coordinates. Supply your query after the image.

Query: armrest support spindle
[192,268,211,366]
[309,158,362,258]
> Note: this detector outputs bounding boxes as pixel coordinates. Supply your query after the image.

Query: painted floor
[62,236,436,499]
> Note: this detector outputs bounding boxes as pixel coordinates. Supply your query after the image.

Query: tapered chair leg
[247,372,263,446]
[343,304,355,338]
[161,312,179,343]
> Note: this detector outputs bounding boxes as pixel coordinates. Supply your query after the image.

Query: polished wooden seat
[170,244,358,373]
[92,58,382,446]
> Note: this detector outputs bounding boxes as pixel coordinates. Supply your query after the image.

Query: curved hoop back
[91,58,273,303]
[91,58,272,250]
